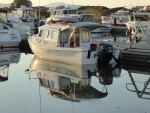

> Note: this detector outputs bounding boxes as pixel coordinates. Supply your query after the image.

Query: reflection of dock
[127,74,150,100]
[122,62,150,100]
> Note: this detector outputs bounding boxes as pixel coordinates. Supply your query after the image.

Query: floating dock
[110,26,150,64]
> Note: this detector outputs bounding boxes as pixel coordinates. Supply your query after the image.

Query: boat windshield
[22,10,37,21]
[39,29,59,40]
[80,15,94,22]
[54,11,63,15]
[50,9,77,15]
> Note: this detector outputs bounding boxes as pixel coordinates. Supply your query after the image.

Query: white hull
[0,29,21,48]
[10,21,35,39]
[28,38,97,65]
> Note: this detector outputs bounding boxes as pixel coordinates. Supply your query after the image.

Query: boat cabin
[11,5,38,22]
[47,6,78,16]
[131,12,150,21]
[47,6,95,23]
[37,22,105,50]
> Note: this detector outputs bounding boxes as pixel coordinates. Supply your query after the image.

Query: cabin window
[50,11,56,15]
[63,10,68,14]
[81,29,90,43]
[39,29,49,38]
[55,11,63,15]
[51,31,59,40]
[39,30,43,37]
[43,30,49,38]
[60,30,69,43]
[82,15,93,21]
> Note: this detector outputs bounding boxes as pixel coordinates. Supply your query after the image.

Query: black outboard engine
[97,43,113,65]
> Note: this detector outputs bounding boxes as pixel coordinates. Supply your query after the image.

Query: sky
[2,0,150,8]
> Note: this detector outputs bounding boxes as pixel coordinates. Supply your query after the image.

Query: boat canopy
[60,22,108,31]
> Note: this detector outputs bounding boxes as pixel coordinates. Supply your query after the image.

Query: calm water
[0,48,150,113]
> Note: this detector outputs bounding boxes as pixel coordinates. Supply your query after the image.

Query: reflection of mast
[39,79,42,113]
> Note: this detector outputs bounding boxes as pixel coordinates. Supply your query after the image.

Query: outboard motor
[97,43,113,65]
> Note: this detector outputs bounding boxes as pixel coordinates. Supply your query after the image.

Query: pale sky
[2,0,150,8]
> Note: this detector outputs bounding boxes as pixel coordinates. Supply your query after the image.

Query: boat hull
[0,30,21,48]
[28,38,98,65]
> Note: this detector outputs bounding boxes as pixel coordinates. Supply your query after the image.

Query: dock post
[114,18,116,26]
[114,37,116,42]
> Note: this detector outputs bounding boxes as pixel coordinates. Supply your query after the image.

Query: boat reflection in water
[122,62,150,100]
[0,48,21,82]
[97,63,122,86]
[27,56,123,102]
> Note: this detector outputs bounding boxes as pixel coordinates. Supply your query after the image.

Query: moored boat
[0,8,21,48]
[28,21,120,65]
[8,5,45,39]
[46,6,95,23]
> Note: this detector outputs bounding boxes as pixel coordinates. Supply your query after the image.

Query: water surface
[0,50,149,113]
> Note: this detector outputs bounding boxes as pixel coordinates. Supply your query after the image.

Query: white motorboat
[0,48,21,82]
[126,5,150,35]
[0,8,21,48]
[28,56,108,102]
[46,6,95,23]
[8,5,44,40]
[28,21,120,65]
[102,13,130,27]
[102,8,131,27]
